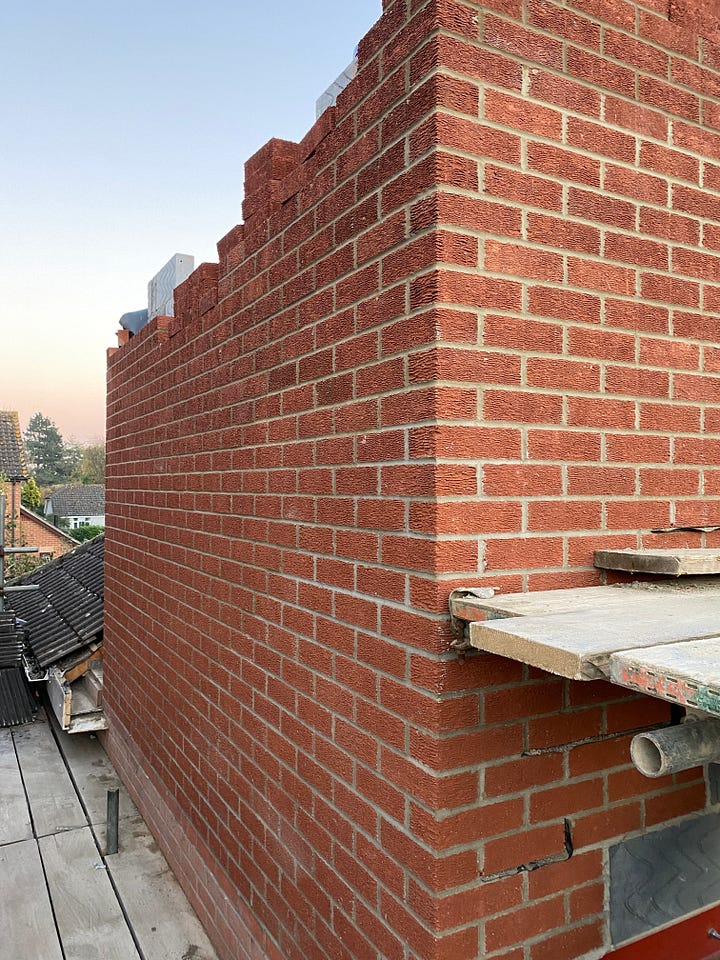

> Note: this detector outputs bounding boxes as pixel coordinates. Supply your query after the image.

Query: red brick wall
[105,1,720,958]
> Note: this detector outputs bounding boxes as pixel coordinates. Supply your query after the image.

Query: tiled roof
[0,411,28,481]
[7,535,104,668]
[46,483,105,518]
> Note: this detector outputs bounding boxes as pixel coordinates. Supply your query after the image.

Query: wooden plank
[0,727,32,845]
[595,548,720,576]
[49,712,139,828]
[13,713,87,837]
[50,714,219,957]
[39,826,141,960]
[0,839,63,960]
[64,652,103,686]
[451,580,720,624]
[468,594,720,680]
[106,816,221,960]
[452,584,653,624]
[610,637,720,715]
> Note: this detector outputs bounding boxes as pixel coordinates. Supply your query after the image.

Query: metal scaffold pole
[0,493,40,612]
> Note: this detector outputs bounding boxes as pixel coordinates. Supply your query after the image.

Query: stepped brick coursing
[106,1,720,957]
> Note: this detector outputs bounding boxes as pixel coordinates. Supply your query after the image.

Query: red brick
[567,45,635,97]
[485,88,563,139]
[529,709,604,750]
[484,752,564,798]
[529,70,601,118]
[485,166,563,211]
[483,463,563,497]
[567,396,636,429]
[485,536,565,571]
[573,802,643,848]
[483,826,569,878]
[527,212,600,254]
[568,256,636,294]
[410,798,524,850]
[527,429,602,461]
[485,15,564,69]
[484,389,563,424]
[485,895,566,952]
[484,679,563,723]
[530,920,604,960]
[605,366,670,399]
[605,297,669,333]
[645,781,707,826]
[528,141,601,187]
[530,778,604,823]
[529,285,602,323]
[528,0,601,47]
[528,848,603,900]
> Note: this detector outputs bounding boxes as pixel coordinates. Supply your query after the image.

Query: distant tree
[71,443,105,484]
[63,442,83,478]
[24,414,68,486]
[68,524,104,542]
[21,477,42,513]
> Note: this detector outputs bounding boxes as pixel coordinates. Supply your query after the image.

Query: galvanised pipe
[631,717,720,778]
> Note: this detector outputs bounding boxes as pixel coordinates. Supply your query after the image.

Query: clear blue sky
[1,0,379,442]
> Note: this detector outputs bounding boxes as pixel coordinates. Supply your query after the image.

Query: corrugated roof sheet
[8,536,104,668]
[45,484,105,518]
[0,667,37,727]
[0,411,28,481]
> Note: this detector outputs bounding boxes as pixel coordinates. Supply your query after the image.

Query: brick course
[106,1,720,958]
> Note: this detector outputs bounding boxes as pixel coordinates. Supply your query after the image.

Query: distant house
[44,484,105,530]
[20,506,77,560]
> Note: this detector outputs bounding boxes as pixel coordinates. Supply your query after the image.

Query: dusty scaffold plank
[0,839,63,960]
[451,584,637,625]
[106,816,221,960]
[610,637,720,715]
[0,727,32,845]
[594,548,720,576]
[49,714,138,828]
[39,826,141,960]
[49,717,220,959]
[13,713,86,837]
[451,580,720,625]
[467,594,720,681]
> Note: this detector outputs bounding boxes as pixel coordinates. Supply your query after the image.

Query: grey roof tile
[0,411,28,481]
[46,484,105,518]
[8,536,104,668]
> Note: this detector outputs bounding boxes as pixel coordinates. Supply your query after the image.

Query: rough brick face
[105,1,720,958]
